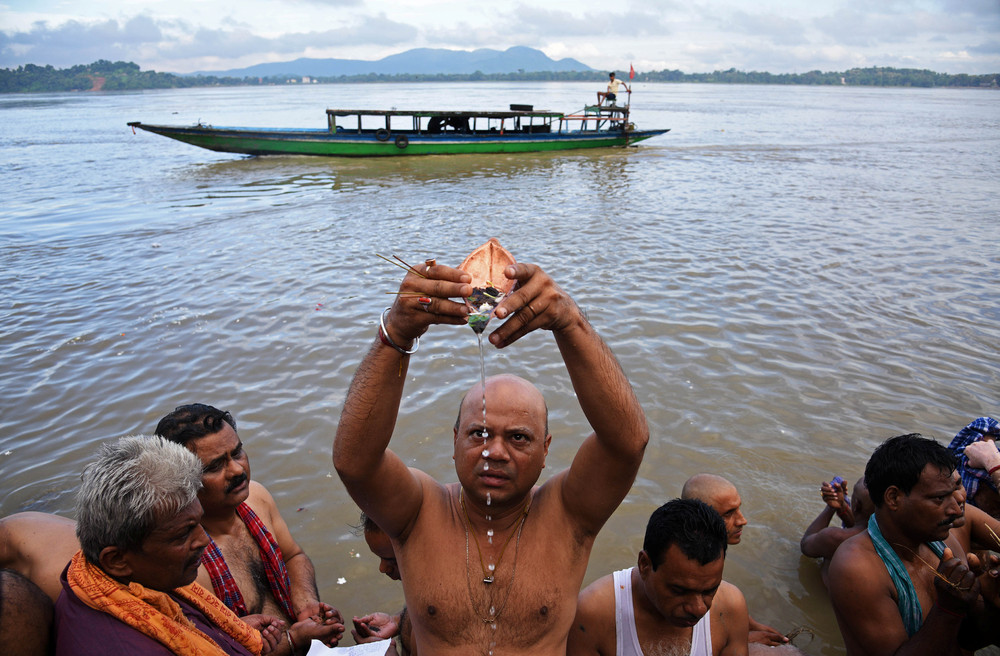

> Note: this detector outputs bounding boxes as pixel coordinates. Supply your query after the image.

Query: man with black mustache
[156,404,344,655]
[828,433,998,656]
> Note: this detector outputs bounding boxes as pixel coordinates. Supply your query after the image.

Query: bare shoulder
[827,532,891,612]
[247,479,275,504]
[246,480,280,519]
[828,530,874,574]
[958,504,1000,554]
[0,511,75,536]
[716,580,747,609]
[568,572,616,655]
[577,572,616,614]
[0,512,77,562]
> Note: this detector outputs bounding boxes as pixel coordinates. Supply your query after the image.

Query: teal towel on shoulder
[867,514,946,637]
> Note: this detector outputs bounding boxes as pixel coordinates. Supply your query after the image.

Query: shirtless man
[569,498,749,656]
[333,259,648,655]
[156,404,344,653]
[352,514,415,655]
[681,474,788,647]
[800,477,874,588]
[828,433,995,656]
[0,512,79,602]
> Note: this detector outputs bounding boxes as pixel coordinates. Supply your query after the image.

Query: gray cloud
[970,40,1000,55]
[815,2,1000,47]
[1,13,417,69]
[0,17,167,68]
[718,11,809,47]
[421,7,671,50]
[500,6,671,39]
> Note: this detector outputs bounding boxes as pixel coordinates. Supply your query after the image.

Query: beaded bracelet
[379,307,419,355]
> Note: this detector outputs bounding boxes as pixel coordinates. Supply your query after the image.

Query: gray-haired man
[54,436,284,655]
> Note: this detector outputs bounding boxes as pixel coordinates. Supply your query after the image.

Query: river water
[1,81,998,654]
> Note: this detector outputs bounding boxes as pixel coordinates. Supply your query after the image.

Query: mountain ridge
[189,46,594,78]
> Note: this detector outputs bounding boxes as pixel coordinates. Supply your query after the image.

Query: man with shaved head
[682,474,789,647]
[334,259,648,655]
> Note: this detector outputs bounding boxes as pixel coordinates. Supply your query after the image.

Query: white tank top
[613,567,713,656]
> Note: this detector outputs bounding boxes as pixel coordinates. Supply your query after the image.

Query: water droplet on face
[487,528,494,537]
[483,463,489,471]
[487,563,496,572]
[486,515,491,521]
[486,493,491,505]
[482,449,490,458]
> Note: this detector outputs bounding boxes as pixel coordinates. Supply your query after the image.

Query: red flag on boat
[629,63,635,80]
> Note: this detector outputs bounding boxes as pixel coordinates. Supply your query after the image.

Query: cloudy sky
[1,0,998,74]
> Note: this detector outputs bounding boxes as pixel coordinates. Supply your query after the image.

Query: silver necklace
[461,488,530,626]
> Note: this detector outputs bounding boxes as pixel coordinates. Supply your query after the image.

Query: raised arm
[822,478,855,526]
[965,440,1000,491]
[333,261,472,539]
[802,480,858,558]
[489,263,649,536]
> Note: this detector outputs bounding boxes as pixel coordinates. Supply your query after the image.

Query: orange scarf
[66,551,262,656]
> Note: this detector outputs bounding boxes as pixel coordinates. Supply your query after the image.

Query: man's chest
[213,528,278,616]
[400,533,584,651]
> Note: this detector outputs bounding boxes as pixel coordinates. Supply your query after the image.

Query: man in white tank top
[568,499,750,656]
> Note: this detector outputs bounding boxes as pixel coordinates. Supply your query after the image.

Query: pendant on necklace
[483,576,494,584]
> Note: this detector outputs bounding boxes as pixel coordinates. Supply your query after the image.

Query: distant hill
[190,46,593,78]
[3,60,996,94]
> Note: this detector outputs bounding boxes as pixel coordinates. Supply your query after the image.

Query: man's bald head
[681,474,735,501]
[455,374,548,435]
[851,476,875,524]
[681,474,747,544]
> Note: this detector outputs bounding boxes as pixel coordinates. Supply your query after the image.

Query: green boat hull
[128,123,669,157]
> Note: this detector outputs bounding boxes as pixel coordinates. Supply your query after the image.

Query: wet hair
[643,498,727,570]
[865,433,957,508]
[155,403,236,446]
[352,511,382,538]
[76,436,203,565]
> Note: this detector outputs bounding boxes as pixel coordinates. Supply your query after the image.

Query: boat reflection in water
[127,101,669,158]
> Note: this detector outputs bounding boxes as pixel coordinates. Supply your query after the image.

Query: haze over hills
[190,46,594,78]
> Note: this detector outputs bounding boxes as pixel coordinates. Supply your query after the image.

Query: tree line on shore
[1,59,997,93]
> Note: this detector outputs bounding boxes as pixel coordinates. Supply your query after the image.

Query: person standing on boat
[598,72,630,106]
[333,258,649,656]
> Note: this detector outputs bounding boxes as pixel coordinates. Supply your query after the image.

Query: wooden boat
[127,103,668,157]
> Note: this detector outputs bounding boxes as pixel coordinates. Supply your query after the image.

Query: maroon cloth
[54,566,255,656]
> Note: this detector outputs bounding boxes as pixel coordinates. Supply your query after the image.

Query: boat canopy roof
[325,108,565,120]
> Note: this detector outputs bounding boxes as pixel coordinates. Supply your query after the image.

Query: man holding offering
[333,245,648,655]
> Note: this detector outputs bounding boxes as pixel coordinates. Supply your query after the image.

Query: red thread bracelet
[934,602,966,619]
[988,463,1000,476]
